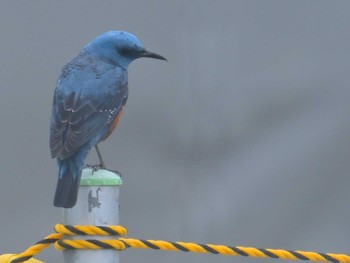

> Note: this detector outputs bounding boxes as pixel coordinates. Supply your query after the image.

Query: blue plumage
[50,31,166,208]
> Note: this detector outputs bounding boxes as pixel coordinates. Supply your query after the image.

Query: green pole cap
[80,167,122,186]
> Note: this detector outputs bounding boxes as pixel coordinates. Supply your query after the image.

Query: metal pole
[63,167,122,263]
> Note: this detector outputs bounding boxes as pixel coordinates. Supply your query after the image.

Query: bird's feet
[85,164,121,176]
[85,164,105,173]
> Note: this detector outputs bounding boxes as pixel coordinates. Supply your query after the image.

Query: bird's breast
[102,106,125,141]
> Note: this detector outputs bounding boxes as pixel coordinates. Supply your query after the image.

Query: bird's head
[83,31,166,69]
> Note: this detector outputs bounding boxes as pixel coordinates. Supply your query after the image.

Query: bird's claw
[85,164,121,176]
[85,164,105,173]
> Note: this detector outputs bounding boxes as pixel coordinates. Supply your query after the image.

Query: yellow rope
[4,224,350,263]
[7,233,62,263]
[54,224,127,236]
[56,237,350,263]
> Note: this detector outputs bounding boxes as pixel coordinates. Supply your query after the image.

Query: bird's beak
[139,50,167,61]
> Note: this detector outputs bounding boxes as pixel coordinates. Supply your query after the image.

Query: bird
[50,31,166,208]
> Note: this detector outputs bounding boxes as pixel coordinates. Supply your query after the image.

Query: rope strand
[3,224,350,263]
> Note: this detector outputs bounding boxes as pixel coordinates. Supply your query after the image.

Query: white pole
[63,167,122,263]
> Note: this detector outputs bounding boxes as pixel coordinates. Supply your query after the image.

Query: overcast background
[1,1,350,263]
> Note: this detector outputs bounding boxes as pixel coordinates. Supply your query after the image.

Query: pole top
[80,167,122,186]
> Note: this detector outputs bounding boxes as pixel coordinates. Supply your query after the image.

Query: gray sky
[1,1,350,263]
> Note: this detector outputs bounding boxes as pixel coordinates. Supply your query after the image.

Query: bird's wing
[50,56,128,159]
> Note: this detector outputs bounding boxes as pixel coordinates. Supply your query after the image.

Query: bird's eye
[119,47,133,57]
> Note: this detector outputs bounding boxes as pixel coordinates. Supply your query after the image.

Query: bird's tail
[54,152,87,208]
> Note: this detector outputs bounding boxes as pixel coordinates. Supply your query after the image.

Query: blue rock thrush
[50,31,166,208]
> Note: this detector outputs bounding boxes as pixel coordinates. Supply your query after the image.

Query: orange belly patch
[103,107,124,140]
